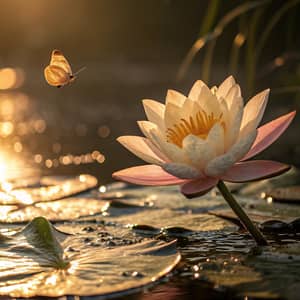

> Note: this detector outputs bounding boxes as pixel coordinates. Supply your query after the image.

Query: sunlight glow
[0,121,14,137]
[234,33,245,47]
[45,273,58,286]
[0,68,25,90]
[0,68,17,89]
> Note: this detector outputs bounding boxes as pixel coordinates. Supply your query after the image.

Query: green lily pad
[0,217,180,298]
[0,174,97,205]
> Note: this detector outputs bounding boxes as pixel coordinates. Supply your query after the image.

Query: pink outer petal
[112,165,190,186]
[220,160,290,183]
[242,111,296,161]
[180,177,218,198]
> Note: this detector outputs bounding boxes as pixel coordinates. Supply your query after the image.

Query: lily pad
[72,185,237,234]
[238,167,300,196]
[0,174,97,205]
[183,242,300,299]
[0,198,108,223]
[261,186,300,204]
[1,178,300,299]
[209,209,300,234]
[209,209,295,225]
[0,217,180,298]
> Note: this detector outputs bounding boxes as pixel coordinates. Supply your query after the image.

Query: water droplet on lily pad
[0,217,180,298]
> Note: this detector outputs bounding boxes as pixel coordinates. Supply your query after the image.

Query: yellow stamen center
[166,110,224,147]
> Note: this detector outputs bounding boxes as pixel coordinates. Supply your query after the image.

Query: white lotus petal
[137,120,157,140]
[162,162,202,179]
[137,121,170,162]
[240,89,269,136]
[225,84,242,109]
[117,136,165,165]
[164,102,184,130]
[198,84,221,116]
[142,99,165,130]
[218,98,229,129]
[166,89,186,107]
[211,85,217,94]
[182,134,215,170]
[216,76,236,99]
[188,80,206,101]
[206,123,225,156]
[224,87,244,149]
[205,130,257,176]
[149,128,188,164]
[164,99,194,130]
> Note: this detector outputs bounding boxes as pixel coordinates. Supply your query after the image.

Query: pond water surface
[0,72,300,300]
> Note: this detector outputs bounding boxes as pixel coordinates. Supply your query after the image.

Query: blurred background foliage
[0,0,299,183]
[178,0,300,98]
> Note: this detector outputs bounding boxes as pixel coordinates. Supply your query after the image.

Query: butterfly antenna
[73,66,86,76]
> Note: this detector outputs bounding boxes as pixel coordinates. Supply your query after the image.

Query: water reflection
[0,88,106,182]
[0,67,25,90]
[0,150,37,181]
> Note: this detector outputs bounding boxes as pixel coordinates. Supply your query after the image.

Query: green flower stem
[217,180,268,246]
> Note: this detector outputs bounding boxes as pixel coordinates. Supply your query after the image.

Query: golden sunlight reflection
[0,121,14,137]
[99,185,107,193]
[45,273,58,286]
[0,149,37,180]
[33,150,105,169]
[234,33,245,47]
[97,125,111,138]
[67,261,79,275]
[0,67,25,90]
[10,190,33,205]
[0,151,38,209]
[0,93,29,124]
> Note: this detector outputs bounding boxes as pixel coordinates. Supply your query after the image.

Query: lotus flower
[113,76,295,198]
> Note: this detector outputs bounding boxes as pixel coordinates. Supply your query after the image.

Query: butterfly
[44,50,85,87]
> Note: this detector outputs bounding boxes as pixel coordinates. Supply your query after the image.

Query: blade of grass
[229,15,247,75]
[256,0,300,64]
[199,0,221,83]
[245,8,264,96]
[201,40,216,83]
[285,8,297,48]
[272,86,300,95]
[199,0,220,36]
[177,0,270,81]
[257,51,300,79]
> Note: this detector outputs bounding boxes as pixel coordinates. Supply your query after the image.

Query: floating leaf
[1,179,300,299]
[261,186,300,204]
[0,198,108,223]
[0,217,180,298]
[209,209,300,234]
[0,174,97,205]
[238,167,300,196]
[185,243,300,299]
[88,187,236,233]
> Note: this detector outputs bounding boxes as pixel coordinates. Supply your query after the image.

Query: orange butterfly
[44,50,84,87]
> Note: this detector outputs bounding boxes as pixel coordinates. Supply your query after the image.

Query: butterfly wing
[50,49,72,74]
[44,65,70,87]
[44,50,74,87]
